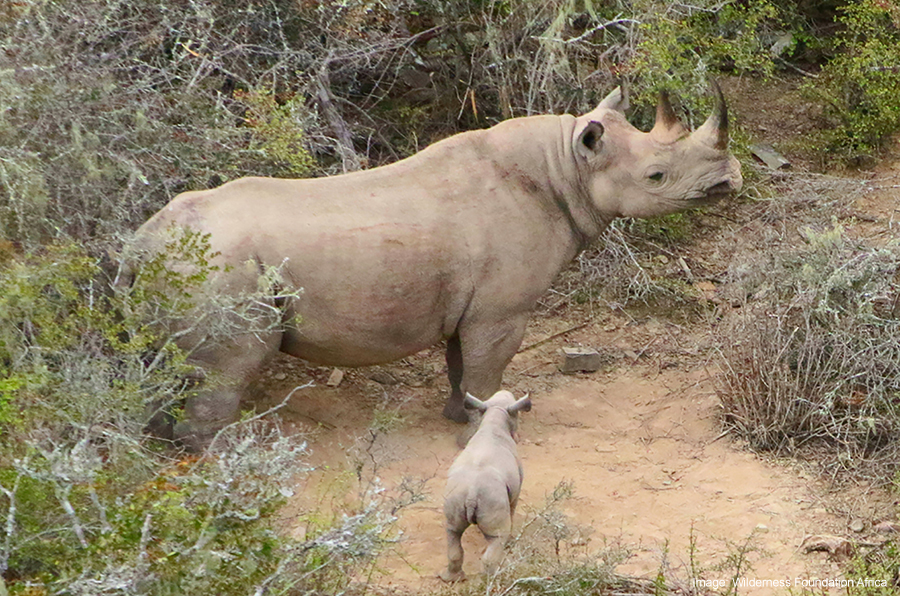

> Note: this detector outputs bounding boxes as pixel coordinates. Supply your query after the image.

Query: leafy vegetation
[803,0,900,157]
[3,0,900,593]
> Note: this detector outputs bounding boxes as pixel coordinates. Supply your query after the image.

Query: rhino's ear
[596,85,629,114]
[575,121,604,159]
[464,393,487,412]
[507,394,532,415]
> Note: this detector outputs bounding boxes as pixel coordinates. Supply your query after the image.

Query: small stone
[602,323,617,332]
[559,347,603,373]
[273,372,287,381]
[326,368,344,387]
[849,519,865,533]
[874,521,900,534]
[623,349,638,361]
[801,535,853,559]
[368,370,398,385]
[755,524,769,533]
[750,143,791,170]
[694,280,717,301]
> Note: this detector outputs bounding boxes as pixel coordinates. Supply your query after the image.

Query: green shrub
[0,237,399,595]
[803,0,900,157]
[629,0,783,119]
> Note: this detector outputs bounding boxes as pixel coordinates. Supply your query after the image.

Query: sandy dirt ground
[257,308,891,595]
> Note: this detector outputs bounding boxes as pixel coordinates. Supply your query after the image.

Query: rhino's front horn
[694,81,729,150]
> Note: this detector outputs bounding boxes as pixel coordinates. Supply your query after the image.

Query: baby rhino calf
[440,390,532,582]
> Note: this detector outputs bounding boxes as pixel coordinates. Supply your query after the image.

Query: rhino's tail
[465,490,479,526]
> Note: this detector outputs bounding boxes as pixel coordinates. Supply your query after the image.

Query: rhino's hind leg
[175,330,282,451]
[442,333,468,423]
[439,528,467,582]
[477,500,512,576]
[174,388,241,451]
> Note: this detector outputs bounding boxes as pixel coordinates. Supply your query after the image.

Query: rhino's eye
[648,171,665,183]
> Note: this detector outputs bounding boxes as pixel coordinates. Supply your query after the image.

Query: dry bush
[715,213,900,481]
[0,0,438,246]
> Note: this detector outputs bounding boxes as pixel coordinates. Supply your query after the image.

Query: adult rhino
[131,85,742,449]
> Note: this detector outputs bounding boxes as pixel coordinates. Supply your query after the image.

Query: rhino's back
[137,152,495,366]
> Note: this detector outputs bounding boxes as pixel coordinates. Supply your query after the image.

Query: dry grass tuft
[714,185,900,481]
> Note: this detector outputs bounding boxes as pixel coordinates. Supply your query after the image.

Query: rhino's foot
[442,400,469,424]
[173,421,216,453]
[438,569,466,583]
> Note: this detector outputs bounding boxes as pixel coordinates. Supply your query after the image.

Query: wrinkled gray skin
[440,390,531,582]
[131,85,742,450]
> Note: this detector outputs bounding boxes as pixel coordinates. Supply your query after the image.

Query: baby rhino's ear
[464,393,487,413]
[507,394,532,415]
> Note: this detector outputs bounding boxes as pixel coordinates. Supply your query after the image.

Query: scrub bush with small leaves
[0,236,402,595]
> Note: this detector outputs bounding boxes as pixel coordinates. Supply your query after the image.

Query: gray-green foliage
[419,0,787,124]
[716,218,900,476]
[0,237,400,595]
[0,0,320,246]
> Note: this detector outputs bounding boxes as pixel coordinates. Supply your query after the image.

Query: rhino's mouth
[686,181,735,207]
[706,180,735,195]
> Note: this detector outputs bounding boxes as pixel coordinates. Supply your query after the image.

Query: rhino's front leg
[448,314,528,439]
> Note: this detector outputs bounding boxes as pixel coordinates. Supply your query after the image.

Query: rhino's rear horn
[651,91,684,137]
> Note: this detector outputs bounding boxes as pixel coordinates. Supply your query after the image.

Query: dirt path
[260,311,862,594]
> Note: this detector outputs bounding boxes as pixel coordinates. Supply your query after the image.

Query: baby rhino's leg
[439,528,467,582]
[478,506,512,576]
[440,494,469,583]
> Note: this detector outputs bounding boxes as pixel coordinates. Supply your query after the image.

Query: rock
[874,521,900,534]
[750,143,791,170]
[801,535,853,559]
[326,368,344,387]
[755,524,769,533]
[273,372,287,381]
[622,349,638,362]
[694,280,717,301]
[559,347,603,373]
[367,370,398,385]
[770,31,794,57]
[849,519,865,533]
